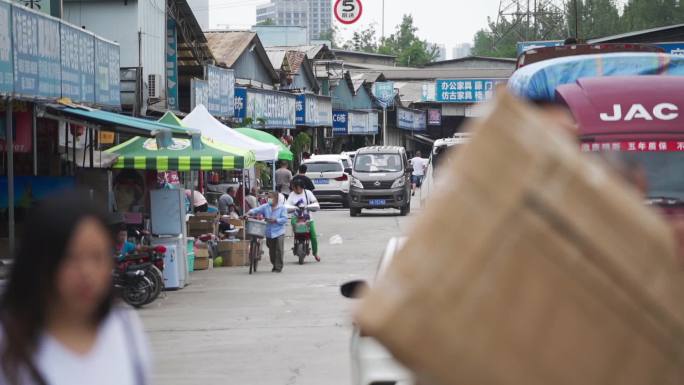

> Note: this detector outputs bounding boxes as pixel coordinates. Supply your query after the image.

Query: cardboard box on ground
[356,91,684,385]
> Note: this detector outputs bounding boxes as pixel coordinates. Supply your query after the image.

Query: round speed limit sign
[334,0,363,25]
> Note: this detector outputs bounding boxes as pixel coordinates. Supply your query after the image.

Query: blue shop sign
[296,93,332,127]
[235,87,296,129]
[332,110,348,136]
[190,78,209,110]
[60,23,95,104]
[516,40,564,56]
[205,65,234,117]
[13,5,61,99]
[166,17,179,111]
[94,37,120,107]
[397,107,426,132]
[373,81,395,108]
[435,79,506,103]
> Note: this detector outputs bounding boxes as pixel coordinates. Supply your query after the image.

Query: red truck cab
[556,76,684,212]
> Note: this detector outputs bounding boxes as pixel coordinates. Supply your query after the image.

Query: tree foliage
[378,15,439,67]
[341,15,439,67]
[472,0,684,58]
[342,24,379,53]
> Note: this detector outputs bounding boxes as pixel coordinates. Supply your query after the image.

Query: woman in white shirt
[0,192,151,385]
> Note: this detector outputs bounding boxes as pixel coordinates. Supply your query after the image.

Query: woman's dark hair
[0,191,115,384]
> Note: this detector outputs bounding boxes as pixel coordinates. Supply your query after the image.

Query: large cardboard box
[193,256,209,270]
[226,249,249,267]
[356,91,684,385]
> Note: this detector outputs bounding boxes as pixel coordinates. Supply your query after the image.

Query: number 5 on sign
[334,0,363,25]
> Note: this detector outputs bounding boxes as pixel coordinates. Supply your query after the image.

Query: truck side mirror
[340,280,369,299]
[344,167,353,174]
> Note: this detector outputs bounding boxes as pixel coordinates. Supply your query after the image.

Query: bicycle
[245,218,267,274]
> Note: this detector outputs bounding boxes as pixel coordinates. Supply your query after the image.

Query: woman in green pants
[285,180,321,261]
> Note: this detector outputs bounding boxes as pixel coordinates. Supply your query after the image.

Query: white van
[420,134,469,204]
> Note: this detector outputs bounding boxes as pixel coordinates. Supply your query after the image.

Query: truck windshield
[621,152,684,201]
[354,154,403,173]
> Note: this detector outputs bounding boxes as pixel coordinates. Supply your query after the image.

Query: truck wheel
[350,207,360,217]
[399,204,409,216]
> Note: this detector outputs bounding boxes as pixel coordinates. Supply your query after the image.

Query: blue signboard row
[205,65,234,118]
[435,79,506,103]
[0,1,120,107]
[396,107,426,132]
[235,87,296,129]
[296,93,332,127]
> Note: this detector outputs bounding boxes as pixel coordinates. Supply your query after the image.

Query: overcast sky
[208,0,503,58]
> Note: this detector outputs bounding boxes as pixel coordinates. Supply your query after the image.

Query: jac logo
[599,103,679,122]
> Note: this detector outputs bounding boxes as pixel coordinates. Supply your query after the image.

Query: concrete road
[140,203,419,385]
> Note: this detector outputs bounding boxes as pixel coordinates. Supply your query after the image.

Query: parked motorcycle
[115,245,166,307]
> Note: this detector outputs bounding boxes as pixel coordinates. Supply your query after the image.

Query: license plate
[314,178,329,184]
[369,199,386,206]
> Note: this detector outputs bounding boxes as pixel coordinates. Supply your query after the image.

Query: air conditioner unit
[323,127,333,139]
[148,74,162,98]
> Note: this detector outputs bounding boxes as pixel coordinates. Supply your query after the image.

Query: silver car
[341,237,415,385]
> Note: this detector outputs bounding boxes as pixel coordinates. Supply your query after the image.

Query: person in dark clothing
[291,164,315,191]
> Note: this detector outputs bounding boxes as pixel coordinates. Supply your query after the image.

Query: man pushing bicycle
[245,191,289,273]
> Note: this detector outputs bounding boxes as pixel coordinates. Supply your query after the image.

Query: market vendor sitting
[115,227,137,262]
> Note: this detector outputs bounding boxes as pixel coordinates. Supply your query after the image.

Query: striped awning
[106,136,256,171]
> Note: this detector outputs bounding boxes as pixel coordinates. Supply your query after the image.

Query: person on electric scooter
[285,179,321,262]
[246,191,289,273]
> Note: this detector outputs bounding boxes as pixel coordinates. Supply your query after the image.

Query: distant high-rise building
[452,43,472,59]
[428,43,447,61]
[256,0,331,41]
[187,0,210,30]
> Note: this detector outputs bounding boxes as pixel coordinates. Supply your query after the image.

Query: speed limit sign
[334,0,363,25]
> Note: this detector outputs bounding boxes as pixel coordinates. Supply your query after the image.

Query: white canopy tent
[182,105,280,162]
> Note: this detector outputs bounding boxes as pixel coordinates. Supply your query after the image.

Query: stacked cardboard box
[193,244,210,270]
[187,213,218,238]
[356,91,684,385]
[218,240,250,267]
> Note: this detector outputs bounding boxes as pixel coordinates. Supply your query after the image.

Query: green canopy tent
[234,127,293,161]
[105,111,256,170]
[104,136,256,170]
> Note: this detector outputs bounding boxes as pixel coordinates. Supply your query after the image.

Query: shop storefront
[0,0,124,255]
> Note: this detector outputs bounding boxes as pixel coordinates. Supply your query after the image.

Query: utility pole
[381,0,385,39]
[574,0,580,39]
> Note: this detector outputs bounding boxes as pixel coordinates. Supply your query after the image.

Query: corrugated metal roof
[589,23,684,44]
[424,56,516,67]
[205,31,257,68]
[268,44,332,59]
[351,67,514,81]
